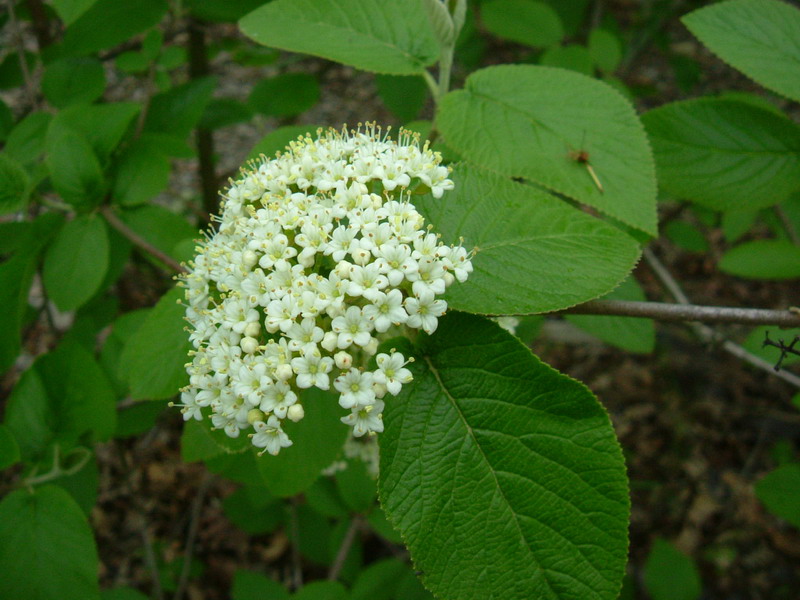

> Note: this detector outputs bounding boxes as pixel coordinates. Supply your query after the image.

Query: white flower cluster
[176,125,473,455]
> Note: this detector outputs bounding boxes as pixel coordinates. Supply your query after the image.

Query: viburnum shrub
[177,126,472,454]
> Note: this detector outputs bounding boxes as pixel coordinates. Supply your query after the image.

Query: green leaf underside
[0,486,100,600]
[239,0,439,75]
[43,213,110,312]
[379,313,629,600]
[566,274,655,353]
[436,65,657,234]
[682,0,800,102]
[642,98,800,211]
[415,166,641,314]
[718,239,800,280]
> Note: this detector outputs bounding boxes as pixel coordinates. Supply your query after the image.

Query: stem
[174,472,214,600]
[289,496,303,590]
[436,44,454,100]
[643,247,800,388]
[6,0,37,109]
[556,299,800,327]
[327,516,361,581]
[100,205,187,274]
[423,70,440,101]
[774,205,800,245]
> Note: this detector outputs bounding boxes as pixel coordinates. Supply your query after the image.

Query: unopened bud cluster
[177,125,472,455]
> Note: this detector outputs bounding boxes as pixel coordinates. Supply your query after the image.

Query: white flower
[331,306,374,349]
[259,380,298,418]
[362,289,407,332]
[252,416,293,456]
[341,401,385,437]
[373,352,413,396]
[405,289,448,334]
[334,369,376,409]
[291,349,334,390]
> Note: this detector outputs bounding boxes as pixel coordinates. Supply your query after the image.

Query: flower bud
[240,336,259,354]
[247,408,265,425]
[244,321,261,337]
[321,331,338,352]
[275,363,294,381]
[287,404,305,422]
[364,338,379,356]
[334,351,353,370]
[243,250,258,268]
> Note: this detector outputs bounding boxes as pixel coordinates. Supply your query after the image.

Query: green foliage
[0,486,101,600]
[379,313,629,600]
[755,463,800,528]
[682,0,800,102]
[231,570,290,600]
[43,213,110,312]
[539,43,594,75]
[249,73,320,118]
[240,0,440,75]
[642,99,800,211]
[42,57,106,108]
[588,29,622,73]
[112,137,171,206]
[480,0,564,48]
[0,153,30,214]
[0,424,20,470]
[375,74,428,122]
[437,64,658,234]
[45,123,106,210]
[144,76,217,139]
[416,166,641,314]
[643,538,702,600]
[719,240,800,280]
[119,287,192,399]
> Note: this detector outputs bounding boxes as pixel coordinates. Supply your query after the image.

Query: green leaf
[43,213,110,312]
[588,29,622,73]
[0,153,30,215]
[185,0,267,22]
[255,388,350,497]
[58,0,169,57]
[115,400,168,438]
[379,313,629,600]
[422,0,456,47]
[305,477,350,518]
[755,463,800,528]
[239,0,439,75]
[118,205,198,264]
[539,44,594,76]
[51,0,100,26]
[437,65,657,234]
[335,458,377,513]
[565,275,655,353]
[222,487,283,535]
[297,504,333,565]
[42,57,106,108]
[642,98,800,211]
[721,208,758,243]
[144,76,217,139]
[5,111,52,165]
[481,0,563,48]
[231,570,290,600]
[101,588,150,600]
[375,74,428,122]
[0,486,100,600]
[0,423,21,470]
[100,308,150,395]
[45,126,106,210]
[112,137,171,206]
[643,538,701,600]
[350,558,408,600]
[0,98,13,141]
[415,166,641,314]
[199,98,254,130]
[718,239,800,280]
[181,419,229,462]
[119,287,192,400]
[56,453,99,516]
[664,220,709,253]
[249,73,320,118]
[247,125,323,161]
[55,103,141,163]
[682,0,800,102]
[294,581,348,600]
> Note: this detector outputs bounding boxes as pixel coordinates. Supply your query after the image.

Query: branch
[328,516,361,581]
[557,299,800,328]
[174,472,214,600]
[100,205,187,274]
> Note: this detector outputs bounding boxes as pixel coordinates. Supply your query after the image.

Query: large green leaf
[239,0,439,75]
[51,0,100,26]
[118,287,192,400]
[415,166,641,314]
[437,65,657,234]
[255,387,350,497]
[42,57,106,108]
[0,486,100,600]
[118,205,198,265]
[55,103,141,163]
[642,98,800,211]
[682,0,800,102]
[144,77,217,139]
[248,73,320,118]
[43,213,110,312]
[45,125,106,210]
[755,463,800,529]
[643,538,702,600]
[112,137,171,206]
[379,313,629,600]
[718,239,800,280]
[4,111,51,165]
[0,153,30,215]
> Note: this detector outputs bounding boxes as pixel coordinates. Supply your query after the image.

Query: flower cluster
[176,125,473,455]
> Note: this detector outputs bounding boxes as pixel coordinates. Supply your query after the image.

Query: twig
[327,516,361,581]
[643,247,800,388]
[141,524,165,600]
[174,472,214,600]
[100,205,187,274]
[556,299,800,328]
[5,0,37,108]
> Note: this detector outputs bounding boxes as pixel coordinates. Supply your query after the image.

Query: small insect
[568,138,604,194]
